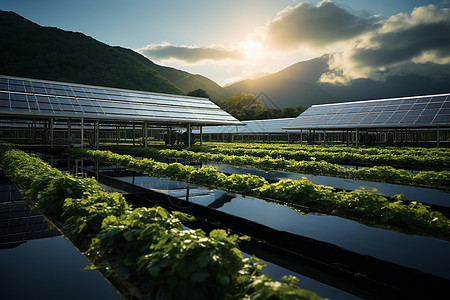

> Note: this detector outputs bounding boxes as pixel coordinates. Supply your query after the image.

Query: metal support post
[187,124,191,147]
[80,118,84,148]
[50,117,54,148]
[355,128,359,147]
[68,118,72,147]
[437,126,440,148]
[95,120,99,149]
[132,123,136,146]
[144,122,148,148]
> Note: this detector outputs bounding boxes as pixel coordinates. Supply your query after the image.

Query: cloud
[320,5,450,84]
[137,42,244,64]
[264,1,379,50]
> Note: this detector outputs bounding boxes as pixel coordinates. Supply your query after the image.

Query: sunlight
[245,41,263,59]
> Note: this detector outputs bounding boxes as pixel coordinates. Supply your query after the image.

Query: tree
[187,89,210,98]
[218,93,308,121]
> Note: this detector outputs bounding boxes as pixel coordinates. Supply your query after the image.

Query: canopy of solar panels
[284,93,450,130]
[0,75,241,126]
[195,118,296,134]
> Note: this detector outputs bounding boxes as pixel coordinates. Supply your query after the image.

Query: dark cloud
[137,43,244,63]
[266,1,379,50]
[350,21,450,68]
[320,5,450,84]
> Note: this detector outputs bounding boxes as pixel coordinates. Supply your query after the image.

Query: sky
[1,0,449,86]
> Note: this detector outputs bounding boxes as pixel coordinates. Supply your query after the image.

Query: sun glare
[246,41,263,59]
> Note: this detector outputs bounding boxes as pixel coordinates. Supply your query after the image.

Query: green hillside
[0,10,183,95]
[114,47,229,101]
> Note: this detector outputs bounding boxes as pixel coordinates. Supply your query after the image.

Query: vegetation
[107,146,450,190]
[66,148,450,240]
[190,143,450,170]
[0,146,323,299]
[187,88,210,98]
[216,93,307,120]
[0,11,184,95]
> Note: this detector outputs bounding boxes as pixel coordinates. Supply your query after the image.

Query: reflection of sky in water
[0,237,121,299]
[242,252,362,300]
[206,162,450,207]
[115,175,450,280]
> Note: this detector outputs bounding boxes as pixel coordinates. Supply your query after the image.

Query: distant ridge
[225,55,450,108]
[2,10,448,108]
[0,10,228,100]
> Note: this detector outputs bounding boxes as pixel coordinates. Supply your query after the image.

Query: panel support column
[68,118,72,147]
[167,126,172,145]
[80,118,84,148]
[95,120,99,149]
[437,126,440,148]
[355,128,359,147]
[50,117,54,149]
[300,130,303,145]
[200,126,203,146]
[132,123,136,146]
[187,124,191,147]
[144,122,148,148]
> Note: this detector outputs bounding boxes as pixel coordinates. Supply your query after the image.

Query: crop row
[201,142,450,157]
[109,146,450,190]
[66,148,450,241]
[0,146,322,300]
[189,144,450,170]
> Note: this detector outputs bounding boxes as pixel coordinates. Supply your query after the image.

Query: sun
[245,41,263,59]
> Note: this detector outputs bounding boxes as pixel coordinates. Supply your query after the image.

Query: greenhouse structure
[0,75,241,148]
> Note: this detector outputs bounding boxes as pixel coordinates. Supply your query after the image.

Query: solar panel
[284,94,450,129]
[0,75,241,126]
[195,118,297,134]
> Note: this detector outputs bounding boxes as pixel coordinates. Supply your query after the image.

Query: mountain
[0,10,229,100]
[224,57,335,108]
[113,47,229,100]
[225,55,450,108]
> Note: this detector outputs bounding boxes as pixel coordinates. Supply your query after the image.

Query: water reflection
[0,175,121,299]
[114,174,450,281]
[206,162,450,208]
[0,179,60,248]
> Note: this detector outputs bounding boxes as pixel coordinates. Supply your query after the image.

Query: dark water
[0,178,121,300]
[206,162,450,208]
[116,175,450,281]
[243,253,361,300]
[0,236,122,300]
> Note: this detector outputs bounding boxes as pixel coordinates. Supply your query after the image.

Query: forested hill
[113,47,229,100]
[0,10,223,97]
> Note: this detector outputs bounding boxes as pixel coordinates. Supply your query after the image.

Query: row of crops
[106,146,450,190]
[66,147,450,241]
[3,141,449,298]
[189,143,450,170]
[200,142,450,157]
[0,146,324,300]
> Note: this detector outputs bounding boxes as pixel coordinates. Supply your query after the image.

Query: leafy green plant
[66,148,450,240]
[0,146,323,299]
[109,146,449,190]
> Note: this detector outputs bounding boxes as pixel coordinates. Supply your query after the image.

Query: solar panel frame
[0,75,241,126]
[284,93,450,130]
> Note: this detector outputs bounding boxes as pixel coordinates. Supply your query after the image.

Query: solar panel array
[194,118,296,134]
[285,94,450,130]
[0,75,241,125]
